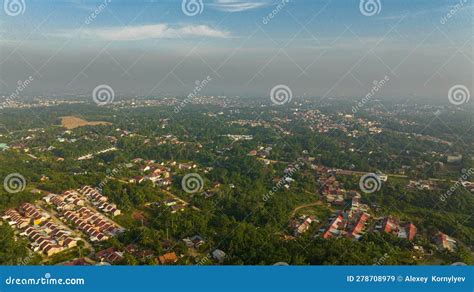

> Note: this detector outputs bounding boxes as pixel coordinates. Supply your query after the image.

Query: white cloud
[54,24,230,41]
[211,0,269,12]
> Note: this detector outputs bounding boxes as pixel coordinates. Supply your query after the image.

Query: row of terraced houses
[2,203,80,256]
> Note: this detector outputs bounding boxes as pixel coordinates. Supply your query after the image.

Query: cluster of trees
[0,223,40,265]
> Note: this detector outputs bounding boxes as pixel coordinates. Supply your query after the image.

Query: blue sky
[4,0,471,43]
[0,0,472,98]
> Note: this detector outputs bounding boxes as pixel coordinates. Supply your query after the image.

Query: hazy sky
[0,0,472,99]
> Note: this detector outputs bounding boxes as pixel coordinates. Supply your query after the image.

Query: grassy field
[60,116,111,129]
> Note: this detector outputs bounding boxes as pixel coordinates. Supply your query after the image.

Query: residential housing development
[2,186,124,259]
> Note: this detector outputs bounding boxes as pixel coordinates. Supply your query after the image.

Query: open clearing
[60,116,111,129]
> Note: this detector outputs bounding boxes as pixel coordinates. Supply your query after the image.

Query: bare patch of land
[60,116,111,129]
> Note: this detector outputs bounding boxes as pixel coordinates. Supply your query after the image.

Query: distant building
[157,252,178,265]
[211,249,226,263]
[61,258,94,266]
[435,232,457,251]
[447,154,463,164]
[96,247,124,264]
